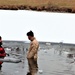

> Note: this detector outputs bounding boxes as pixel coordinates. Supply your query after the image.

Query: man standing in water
[26,31,39,75]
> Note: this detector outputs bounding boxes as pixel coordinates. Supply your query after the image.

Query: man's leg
[28,58,38,75]
[33,59,38,70]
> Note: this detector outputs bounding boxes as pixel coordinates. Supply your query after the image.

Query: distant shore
[0,5,74,13]
[0,0,75,13]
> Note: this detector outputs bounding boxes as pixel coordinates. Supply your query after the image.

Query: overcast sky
[0,10,75,44]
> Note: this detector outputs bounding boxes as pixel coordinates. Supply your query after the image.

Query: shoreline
[0,5,75,13]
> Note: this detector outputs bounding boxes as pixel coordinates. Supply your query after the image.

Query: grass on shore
[0,0,75,12]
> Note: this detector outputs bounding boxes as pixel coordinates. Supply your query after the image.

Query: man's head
[0,36,2,46]
[26,31,34,41]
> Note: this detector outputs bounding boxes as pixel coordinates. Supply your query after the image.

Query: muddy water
[1,48,75,75]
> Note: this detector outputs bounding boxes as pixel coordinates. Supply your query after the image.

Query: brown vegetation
[0,0,75,13]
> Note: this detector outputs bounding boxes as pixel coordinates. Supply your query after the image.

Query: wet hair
[0,36,2,40]
[27,31,34,37]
